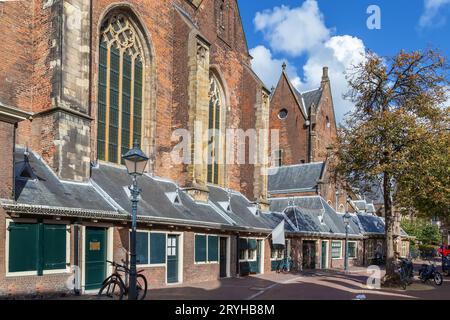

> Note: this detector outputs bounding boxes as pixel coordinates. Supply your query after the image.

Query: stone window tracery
[97,13,145,164]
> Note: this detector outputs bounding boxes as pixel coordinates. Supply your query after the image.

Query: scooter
[418,261,443,285]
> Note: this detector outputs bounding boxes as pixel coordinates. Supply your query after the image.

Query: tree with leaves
[332,49,449,286]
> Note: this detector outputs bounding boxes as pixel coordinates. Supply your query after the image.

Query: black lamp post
[343,211,351,272]
[122,142,149,300]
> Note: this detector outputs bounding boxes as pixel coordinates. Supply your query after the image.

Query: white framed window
[331,240,342,259]
[133,230,167,267]
[239,238,258,262]
[194,233,219,264]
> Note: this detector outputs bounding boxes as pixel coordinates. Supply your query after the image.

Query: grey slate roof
[270,196,361,237]
[298,88,323,111]
[207,185,272,231]
[353,213,385,235]
[268,162,325,194]
[9,147,408,239]
[91,164,232,226]
[14,148,115,212]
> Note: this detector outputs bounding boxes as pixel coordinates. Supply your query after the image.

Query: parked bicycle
[397,257,414,290]
[418,260,443,286]
[98,260,148,300]
[277,256,294,274]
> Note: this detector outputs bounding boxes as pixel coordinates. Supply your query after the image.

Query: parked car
[438,245,450,257]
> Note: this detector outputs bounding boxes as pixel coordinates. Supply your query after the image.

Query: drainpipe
[236,234,240,277]
[73,222,82,295]
[12,123,17,200]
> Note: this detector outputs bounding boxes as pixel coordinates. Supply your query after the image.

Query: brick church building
[0,0,407,297]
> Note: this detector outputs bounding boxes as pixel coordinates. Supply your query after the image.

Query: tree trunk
[382,172,400,286]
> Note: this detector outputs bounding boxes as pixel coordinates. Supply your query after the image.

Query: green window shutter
[195,235,207,263]
[239,238,248,250]
[207,236,218,262]
[97,42,108,161]
[133,59,143,147]
[43,224,67,271]
[108,46,120,163]
[136,232,149,265]
[8,223,38,273]
[348,242,357,258]
[121,53,132,161]
[247,238,257,250]
[150,233,166,264]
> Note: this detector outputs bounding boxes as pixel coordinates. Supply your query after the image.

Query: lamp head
[122,141,149,176]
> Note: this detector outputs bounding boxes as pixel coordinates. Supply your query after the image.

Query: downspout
[12,123,17,200]
[73,222,82,295]
[88,0,93,179]
[236,233,240,277]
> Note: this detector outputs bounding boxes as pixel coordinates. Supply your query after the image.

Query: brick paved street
[66,262,450,301]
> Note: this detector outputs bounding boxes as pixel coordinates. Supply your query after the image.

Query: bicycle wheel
[136,274,148,300]
[98,278,124,300]
[434,272,443,286]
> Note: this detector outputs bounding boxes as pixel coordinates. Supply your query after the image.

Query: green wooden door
[321,241,328,269]
[167,235,179,284]
[85,227,107,290]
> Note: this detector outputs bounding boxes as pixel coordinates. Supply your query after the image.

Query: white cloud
[254,0,330,56]
[419,0,450,28]
[251,1,367,123]
[249,45,301,91]
[297,36,366,121]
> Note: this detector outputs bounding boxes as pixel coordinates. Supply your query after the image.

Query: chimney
[321,66,329,85]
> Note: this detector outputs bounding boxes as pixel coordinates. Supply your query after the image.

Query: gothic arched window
[207,74,225,185]
[97,14,144,164]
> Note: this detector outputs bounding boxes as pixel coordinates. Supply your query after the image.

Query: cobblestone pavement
[59,259,450,300]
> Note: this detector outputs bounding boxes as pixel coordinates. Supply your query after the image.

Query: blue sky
[237,0,450,123]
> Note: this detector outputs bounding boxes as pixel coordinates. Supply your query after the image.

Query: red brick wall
[311,82,337,162]
[269,73,309,166]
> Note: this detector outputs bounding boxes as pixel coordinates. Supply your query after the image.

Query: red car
[438,245,450,257]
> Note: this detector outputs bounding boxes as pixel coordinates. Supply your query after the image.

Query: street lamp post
[343,211,351,272]
[122,142,149,300]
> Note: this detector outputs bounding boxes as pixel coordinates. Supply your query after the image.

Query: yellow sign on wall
[90,241,101,251]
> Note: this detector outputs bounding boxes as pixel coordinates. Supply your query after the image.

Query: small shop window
[8,222,67,274]
[348,241,357,258]
[331,241,342,259]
